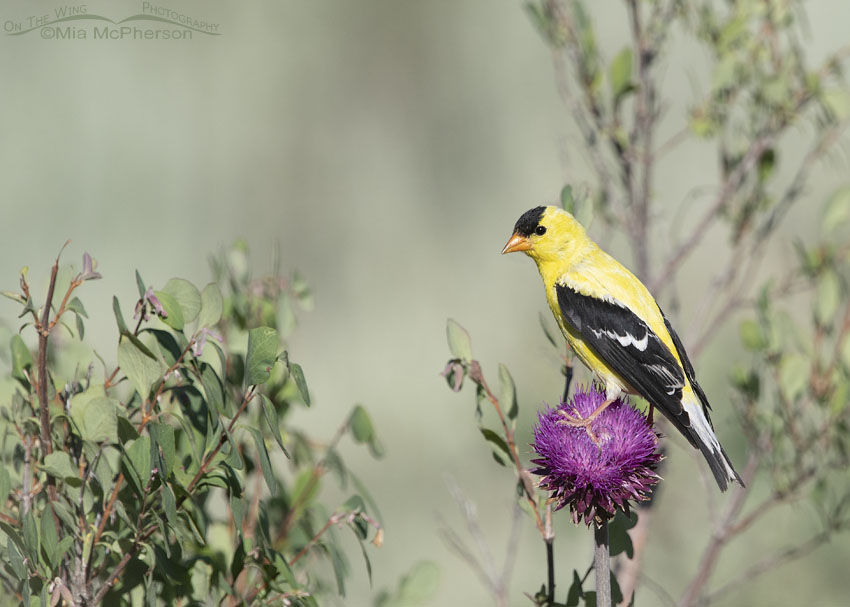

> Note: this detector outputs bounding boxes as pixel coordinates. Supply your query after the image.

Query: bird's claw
[555,409,601,447]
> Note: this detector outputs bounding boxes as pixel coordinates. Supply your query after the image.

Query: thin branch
[34,244,69,535]
[702,531,830,605]
[651,135,773,294]
[439,523,498,598]
[626,0,655,281]
[288,515,336,567]
[468,361,547,538]
[640,573,678,607]
[679,446,761,607]
[91,387,257,604]
[92,339,198,549]
[277,415,350,543]
[181,387,255,500]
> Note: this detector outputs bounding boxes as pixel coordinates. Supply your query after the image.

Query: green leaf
[118,337,162,397]
[823,89,850,120]
[446,319,472,361]
[498,364,518,421]
[712,54,739,90]
[381,561,440,607]
[278,294,297,339]
[162,278,201,324]
[200,363,225,417]
[123,436,152,496]
[135,270,147,299]
[291,468,320,514]
[573,193,594,229]
[150,423,176,479]
[6,541,26,579]
[40,508,59,570]
[609,47,633,102]
[823,186,850,234]
[154,291,184,331]
[841,334,850,372]
[815,271,841,327]
[245,326,278,385]
[148,329,182,367]
[479,428,511,465]
[56,536,74,563]
[350,405,375,444]
[272,551,297,587]
[561,184,576,210]
[610,570,624,605]
[326,543,348,596]
[70,396,118,443]
[566,569,584,607]
[10,335,33,382]
[162,483,178,528]
[0,467,10,505]
[113,296,129,334]
[608,511,637,558]
[51,502,77,532]
[248,428,277,494]
[67,296,87,318]
[197,283,223,328]
[779,354,809,402]
[739,319,766,351]
[42,452,78,483]
[292,271,314,310]
[290,362,310,406]
[76,314,85,340]
[260,394,289,457]
[22,510,39,564]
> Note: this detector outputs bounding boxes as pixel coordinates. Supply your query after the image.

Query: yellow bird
[503,205,743,491]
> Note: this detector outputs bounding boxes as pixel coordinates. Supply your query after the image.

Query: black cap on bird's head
[502,205,547,255]
[513,206,546,237]
[502,205,586,259]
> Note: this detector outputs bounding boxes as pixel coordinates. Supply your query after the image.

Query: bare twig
[651,136,773,294]
[640,573,678,607]
[91,387,257,604]
[679,447,761,607]
[702,531,830,605]
[21,434,32,515]
[467,361,547,538]
[626,0,655,282]
[439,479,511,607]
[277,415,350,543]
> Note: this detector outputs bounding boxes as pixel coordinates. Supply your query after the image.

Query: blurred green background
[2,1,849,605]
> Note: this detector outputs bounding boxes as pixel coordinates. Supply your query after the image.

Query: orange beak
[501,232,532,255]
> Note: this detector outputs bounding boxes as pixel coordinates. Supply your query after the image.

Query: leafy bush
[0,243,385,606]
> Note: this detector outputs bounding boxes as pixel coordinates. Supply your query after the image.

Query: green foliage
[731,196,850,517]
[0,244,385,606]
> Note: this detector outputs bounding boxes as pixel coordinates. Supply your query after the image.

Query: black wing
[556,284,697,446]
[662,310,714,425]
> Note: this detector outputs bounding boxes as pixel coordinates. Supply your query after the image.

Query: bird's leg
[556,399,615,446]
[647,403,654,426]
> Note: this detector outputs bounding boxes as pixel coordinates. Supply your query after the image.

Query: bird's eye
[535,225,547,236]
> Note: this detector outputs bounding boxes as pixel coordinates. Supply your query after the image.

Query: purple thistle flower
[531,384,662,526]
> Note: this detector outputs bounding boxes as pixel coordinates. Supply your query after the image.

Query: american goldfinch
[503,205,743,491]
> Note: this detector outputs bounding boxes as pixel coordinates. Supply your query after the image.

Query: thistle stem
[595,521,611,607]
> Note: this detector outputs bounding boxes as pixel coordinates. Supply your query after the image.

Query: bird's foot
[555,399,615,447]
